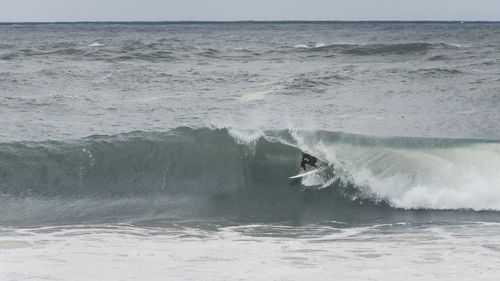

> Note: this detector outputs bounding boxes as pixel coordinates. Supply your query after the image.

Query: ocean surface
[1,22,500,280]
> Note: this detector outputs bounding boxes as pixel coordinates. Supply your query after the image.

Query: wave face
[1,127,500,225]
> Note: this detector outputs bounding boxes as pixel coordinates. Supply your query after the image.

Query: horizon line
[1,20,500,25]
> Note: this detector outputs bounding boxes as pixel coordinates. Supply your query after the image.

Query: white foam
[88,42,103,47]
[294,44,309,49]
[239,89,273,101]
[317,142,500,210]
[227,128,263,145]
[300,171,330,188]
[3,223,500,281]
[239,85,284,102]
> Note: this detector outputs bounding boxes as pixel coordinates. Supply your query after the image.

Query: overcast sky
[1,0,499,22]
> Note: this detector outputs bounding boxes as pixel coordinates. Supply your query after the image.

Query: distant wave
[294,43,327,49]
[0,40,464,62]
[292,42,459,56]
[0,40,178,62]
[294,44,310,49]
[1,127,499,225]
[408,68,463,78]
[428,55,450,61]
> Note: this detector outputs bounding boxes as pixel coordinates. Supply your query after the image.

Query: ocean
[1,22,500,280]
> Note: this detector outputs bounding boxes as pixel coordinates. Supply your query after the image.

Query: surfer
[288,152,326,179]
[300,152,318,171]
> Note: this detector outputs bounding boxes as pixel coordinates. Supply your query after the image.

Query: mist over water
[1,22,500,281]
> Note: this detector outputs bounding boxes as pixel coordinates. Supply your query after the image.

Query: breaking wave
[1,127,499,225]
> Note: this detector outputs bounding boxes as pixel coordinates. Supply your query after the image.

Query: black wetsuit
[300,153,317,170]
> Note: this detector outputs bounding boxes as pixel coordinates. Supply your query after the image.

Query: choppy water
[1,22,500,141]
[1,22,500,280]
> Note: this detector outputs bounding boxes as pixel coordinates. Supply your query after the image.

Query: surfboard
[289,165,328,179]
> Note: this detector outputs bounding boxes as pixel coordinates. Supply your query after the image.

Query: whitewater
[1,22,500,280]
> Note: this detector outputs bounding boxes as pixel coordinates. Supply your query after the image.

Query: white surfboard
[289,165,328,179]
